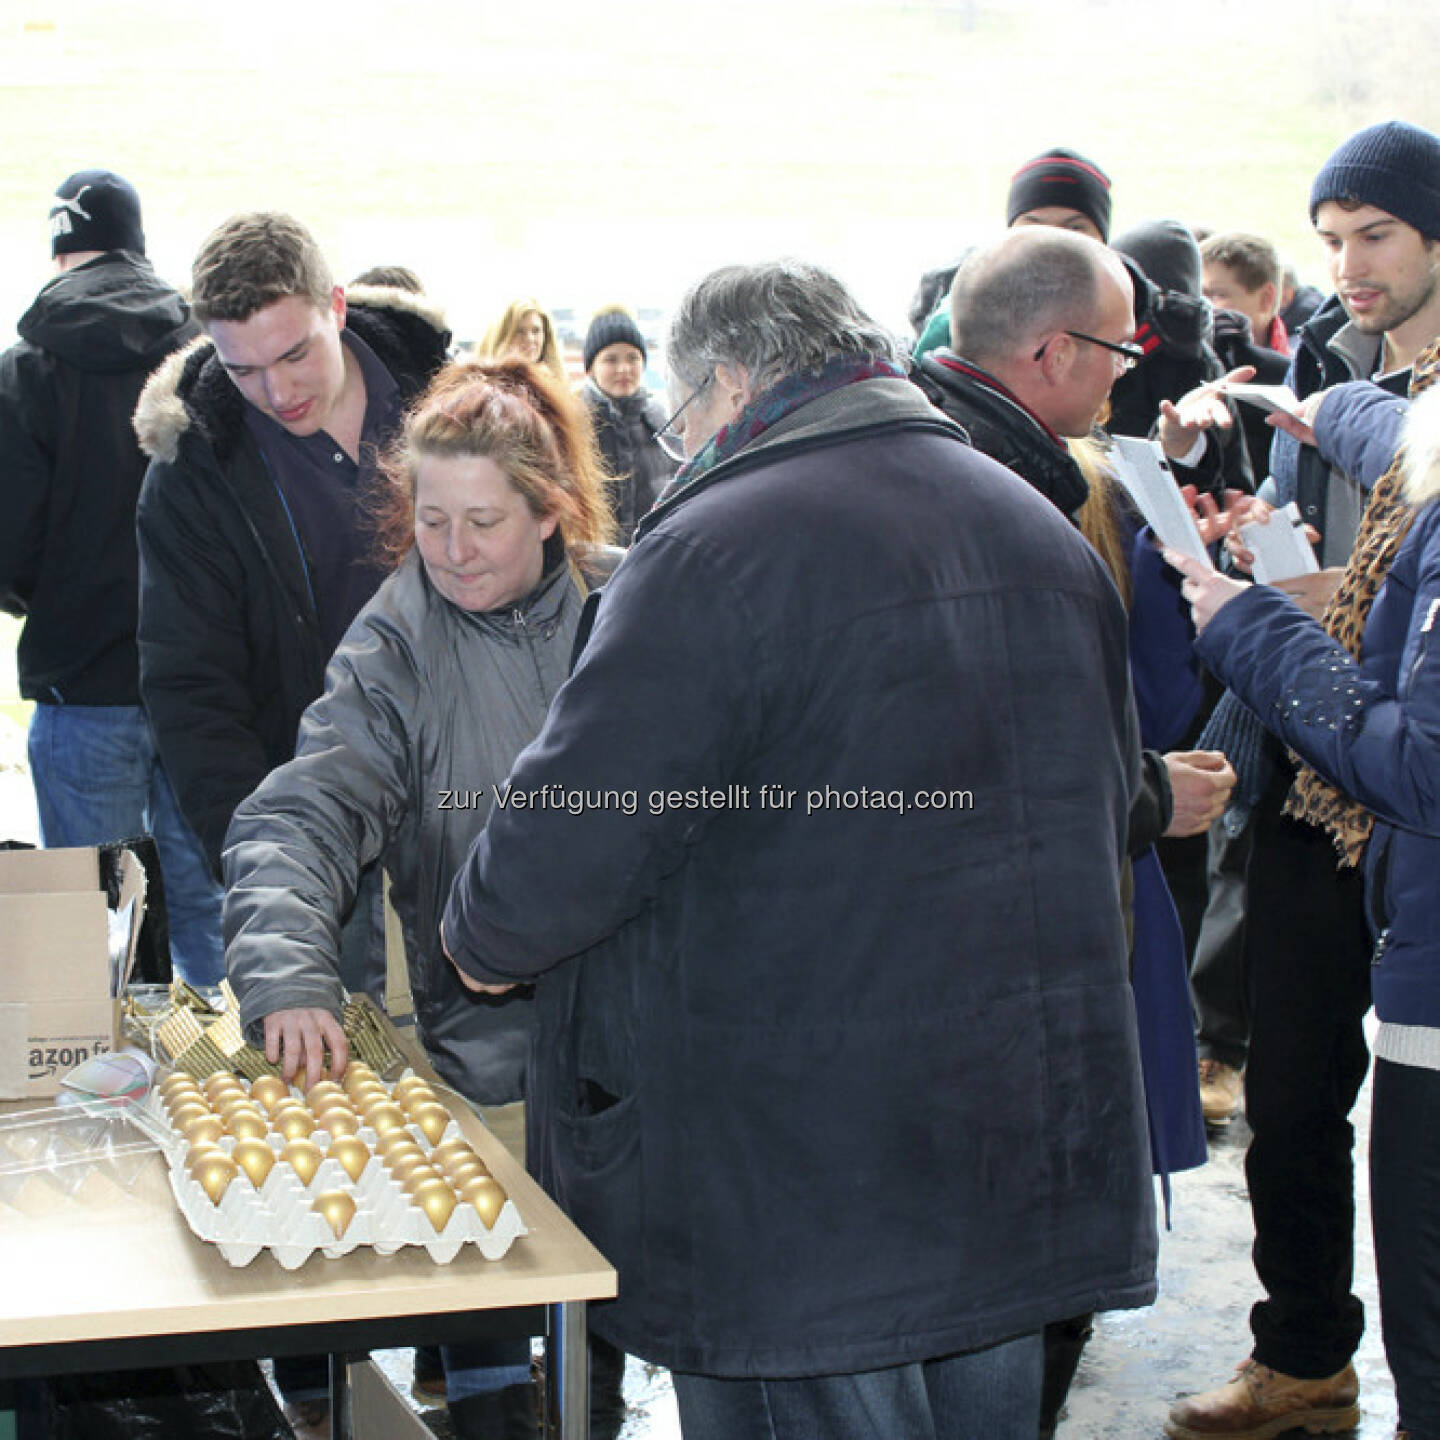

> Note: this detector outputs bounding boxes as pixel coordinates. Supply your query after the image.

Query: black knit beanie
[584,311,647,372]
[1006,148,1113,241]
[1309,121,1440,239]
[50,169,146,257]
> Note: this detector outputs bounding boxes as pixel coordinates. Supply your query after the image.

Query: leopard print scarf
[1283,343,1440,865]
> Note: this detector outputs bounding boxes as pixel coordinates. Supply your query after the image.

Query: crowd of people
[2,114,1438,1440]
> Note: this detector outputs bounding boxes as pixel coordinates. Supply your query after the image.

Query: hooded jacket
[0,251,198,703]
[134,286,450,875]
[225,545,596,1104]
[443,377,1157,1376]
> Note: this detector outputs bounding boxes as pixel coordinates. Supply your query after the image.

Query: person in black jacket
[579,308,676,542]
[0,169,223,982]
[134,212,450,882]
[443,259,1157,1440]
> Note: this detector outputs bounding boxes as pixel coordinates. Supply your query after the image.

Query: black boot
[1038,1313,1093,1438]
[447,1381,540,1440]
[588,1335,628,1440]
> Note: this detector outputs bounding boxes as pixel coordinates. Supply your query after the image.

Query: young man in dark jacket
[0,169,223,982]
[134,212,450,881]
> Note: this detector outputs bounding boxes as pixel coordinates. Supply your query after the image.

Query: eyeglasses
[1032,331,1146,371]
[652,376,712,464]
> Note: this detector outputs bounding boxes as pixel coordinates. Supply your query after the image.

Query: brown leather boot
[1164,1358,1359,1439]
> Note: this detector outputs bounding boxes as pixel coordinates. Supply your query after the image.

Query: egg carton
[148,1077,525,1268]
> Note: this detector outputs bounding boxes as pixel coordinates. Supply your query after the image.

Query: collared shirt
[245,330,400,658]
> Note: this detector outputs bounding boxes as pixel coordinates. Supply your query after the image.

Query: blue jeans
[672,1331,1044,1440]
[28,703,225,985]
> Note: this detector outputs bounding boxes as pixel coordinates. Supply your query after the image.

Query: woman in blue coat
[1166,358,1440,1440]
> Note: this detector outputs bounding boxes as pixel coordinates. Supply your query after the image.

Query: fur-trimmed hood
[1404,353,1440,507]
[133,284,450,464]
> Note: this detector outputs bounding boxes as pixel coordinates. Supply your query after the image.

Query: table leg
[544,1301,588,1440]
[329,1353,352,1440]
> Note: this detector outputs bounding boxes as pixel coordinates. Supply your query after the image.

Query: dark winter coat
[0,252,198,703]
[134,287,450,876]
[581,381,676,543]
[443,377,1157,1377]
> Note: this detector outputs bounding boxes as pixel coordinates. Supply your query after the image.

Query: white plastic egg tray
[148,1071,525,1269]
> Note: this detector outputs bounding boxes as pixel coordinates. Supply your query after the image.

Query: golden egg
[341,1063,377,1096]
[432,1137,478,1167]
[313,1188,357,1239]
[159,1073,202,1105]
[318,1108,360,1139]
[364,1102,406,1135]
[194,1153,239,1205]
[167,1099,210,1130]
[180,1113,226,1146]
[227,1110,270,1142]
[350,1082,389,1110]
[394,1075,436,1105]
[305,1080,345,1108]
[231,1137,277,1187]
[409,1103,451,1145]
[248,1075,290,1112]
[459,1176,507,1227]
[392,1155,440,1190]
[186,1139,226,1174]
[202,1072,245,1103]
[282,1138,324,1186]
[382,1147,427,1179]
[413,1178,458,1232]
[313,1095,357,1123]
[443,1156,488,1188]
[216,1093,261,1119]
[327,1136,371,1183]
[273,1108,317,1141]
[292,1063,333,1093]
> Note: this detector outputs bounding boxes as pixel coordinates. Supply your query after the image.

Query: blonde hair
[480,299,567,383]
[1070,434,1133,609]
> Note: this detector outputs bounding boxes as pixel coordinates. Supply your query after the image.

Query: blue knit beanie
[1309,121,1440,239]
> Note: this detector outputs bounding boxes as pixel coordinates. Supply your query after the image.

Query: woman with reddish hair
[224,358,621,1438]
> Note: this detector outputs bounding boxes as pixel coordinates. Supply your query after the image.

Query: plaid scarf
[669,357,908,494]
[1283,342,1440,865]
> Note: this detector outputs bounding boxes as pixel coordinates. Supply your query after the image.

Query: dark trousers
[1371,1058,1440,1440]
[1190,820,1253,1070]
[1243,780,1371,1378]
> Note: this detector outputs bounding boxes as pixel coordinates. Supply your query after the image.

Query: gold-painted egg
[341,1063,377,1096]
[313,1188,357,1239]
[202,1072,245,1103]
[376,1130,422,1162]
[227,1109,269,1142]
[318,1107,360,1139]
[409,1103,451,1145]
[248,1075,290,1112]
[232,1137,276,1187]
[159,1073,202,1105]
[443,1155,488,1188]
[459,1175,507,1227]
[180,1113,226,1146]
[392,1155,440,1190]
[282,1138,324,1186]
[292,1063,333,1093]
[273,1108,317,1141]
[194,1152,239,1205]
[305,1080,345,1108]
[364,1101,406,1135]
[167,1099,210,1130]
[327,1136,371,1183]
[186,1139,226,1174]
[432,1137,477,1166]
[413,1177,457,1232]
[350,1082,389,1110]
[394,1074,436,1105]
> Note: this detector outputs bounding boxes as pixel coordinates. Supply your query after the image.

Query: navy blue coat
[444,379,1157,1377]
[1196,498,1440,1028]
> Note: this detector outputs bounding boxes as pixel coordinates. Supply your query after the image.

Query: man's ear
[713,361,753,422]
[1034,332,1073,388]
[1258,281,1278,321]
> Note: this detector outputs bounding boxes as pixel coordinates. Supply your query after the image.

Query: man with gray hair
[443,259,1157,1438]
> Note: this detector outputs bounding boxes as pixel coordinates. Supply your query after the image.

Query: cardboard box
[0,846,146,1099]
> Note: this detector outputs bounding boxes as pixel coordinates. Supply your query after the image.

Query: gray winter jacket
[224,544,593,1104]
